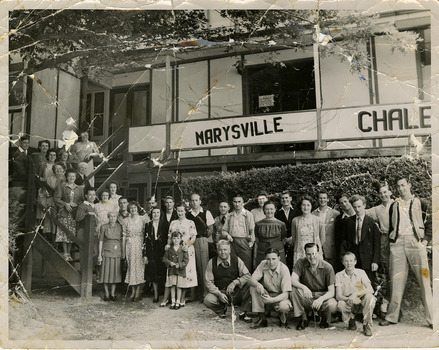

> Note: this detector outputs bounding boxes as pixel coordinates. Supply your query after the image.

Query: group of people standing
[10,134,433,334]
[201,178,433,336]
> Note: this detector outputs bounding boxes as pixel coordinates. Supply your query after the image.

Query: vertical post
[313,41,323,151]
[80,214,95,299]
[21,159,36,293]
[165,55,172,158]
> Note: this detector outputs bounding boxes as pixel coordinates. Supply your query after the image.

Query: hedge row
[180,156,431,216]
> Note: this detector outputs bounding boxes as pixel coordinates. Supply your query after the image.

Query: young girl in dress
[163,231,189,310]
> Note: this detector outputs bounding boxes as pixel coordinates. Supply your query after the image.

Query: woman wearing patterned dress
[289,194,325,264]
[98,211,123,301]
[254,201,287,267]
[123,201,150,301]
[161,203,197,307]
[70,131,102,187]
[54,169,84,261]
[95,190,118,233]
[108,182,122,209]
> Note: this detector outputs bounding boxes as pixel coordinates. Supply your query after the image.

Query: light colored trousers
[337,293,375,326]
[290,287,337,321]
[386,234,432,324]
[250,287,292,323]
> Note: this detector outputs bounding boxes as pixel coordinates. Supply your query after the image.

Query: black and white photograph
[3,0,438,348]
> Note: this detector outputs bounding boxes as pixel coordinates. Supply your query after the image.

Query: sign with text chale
[321,103,432,140]
[170,112,317,150]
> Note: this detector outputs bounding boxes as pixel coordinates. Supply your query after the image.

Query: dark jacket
[163,246,189,277]
[341,214,380,270]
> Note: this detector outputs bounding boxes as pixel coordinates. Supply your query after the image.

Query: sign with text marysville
[128,103,432,153]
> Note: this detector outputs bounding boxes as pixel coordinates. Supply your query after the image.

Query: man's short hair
[281,190,292,197]
[304,242,320,252]
[336,193,350,203]
[318,189,328,197]
[216,239,230,250]
[164,196,175,202]
[257,191,268,197]
[265,247,280,257]
[118,196,128,203]
[349,194,366,206]
[19,135,30,142]
[78,162,88,168]
[395,176,410,184]
[84,187,96,196]
[341,251,357,261]
[233,194,244,201]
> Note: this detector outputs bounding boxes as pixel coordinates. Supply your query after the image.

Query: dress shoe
[279,321,290,329]
[251,318,268,329]
[379,320,396,326]
[296,318,308,331]
[170,303,176,310]
[319,316,330,329]
[239,312,252,323]
[152,298,159,303]
[110,295,117,301]
[175,303,181,310]
[133,296,141,302]
[103,296,110,301]
[348,318,357,330]
[363,324,372,336]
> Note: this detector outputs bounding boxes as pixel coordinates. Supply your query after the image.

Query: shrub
[180,156,431,216]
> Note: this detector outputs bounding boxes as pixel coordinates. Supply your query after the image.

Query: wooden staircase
[18,124,128,299]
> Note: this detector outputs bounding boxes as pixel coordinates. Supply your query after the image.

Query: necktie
[221,216,226,224]
[221,260,230,268]
[356,216,362,244]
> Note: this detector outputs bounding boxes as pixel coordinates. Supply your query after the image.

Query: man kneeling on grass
[203,240,252,322]
[335,251,376,336]
[291,243,337,330]
[247,248,293,328]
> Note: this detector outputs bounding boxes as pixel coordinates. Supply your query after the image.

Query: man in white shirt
[187,193,215,300]
[222,195,255,272]
[312,190,340,270]
[335,251,375,336]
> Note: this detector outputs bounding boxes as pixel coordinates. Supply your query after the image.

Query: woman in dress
[123,201,150,301]
[289,194,325,264]
[95,190,116,233]
[71,131,102,187]
[108,182,122,209]
[251,191,268,223]
[32,139,50,175]
[161,196,178,234]
[161,203,197,307]
[36,149,59,239]
[58,149,74,170]
[54,169,84,261]
[254,201,287,267]
[98,211,123,301]
[143,207,168,303]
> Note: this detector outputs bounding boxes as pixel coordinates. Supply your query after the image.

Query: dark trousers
[204,284,251,315]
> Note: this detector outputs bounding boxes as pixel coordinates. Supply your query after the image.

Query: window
[85,91,105,137]
[9,74,25,107]
[246,59,316,115]
[111,85,151,127]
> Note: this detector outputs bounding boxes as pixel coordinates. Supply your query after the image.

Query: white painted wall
[245,48,313,66]
[151,68,168,124]
[210,57,243,118]
[320,48,371,109]
[113,70,150,87]
[56,71,80,140]
[374,36,418,104]
[30,69,58,148]
[178,61,209,121]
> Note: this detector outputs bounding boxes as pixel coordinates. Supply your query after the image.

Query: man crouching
[203,240,252,321]
[335,251,376,336]
[248,248,293,328]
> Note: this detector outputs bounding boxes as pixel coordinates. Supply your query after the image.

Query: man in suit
[10,135,32,190]
[75,162,91,189]
[334,194,356,272]
[341,195,380,284]
[275,190,299,271]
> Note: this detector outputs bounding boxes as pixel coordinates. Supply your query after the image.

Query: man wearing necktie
[340,195,380,285]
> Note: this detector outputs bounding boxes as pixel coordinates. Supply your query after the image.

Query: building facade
[9,10,432,205]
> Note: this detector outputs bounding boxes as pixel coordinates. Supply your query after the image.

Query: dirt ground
[7,277,439,349]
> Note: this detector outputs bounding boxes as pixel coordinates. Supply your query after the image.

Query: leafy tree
[9,9,422,79]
